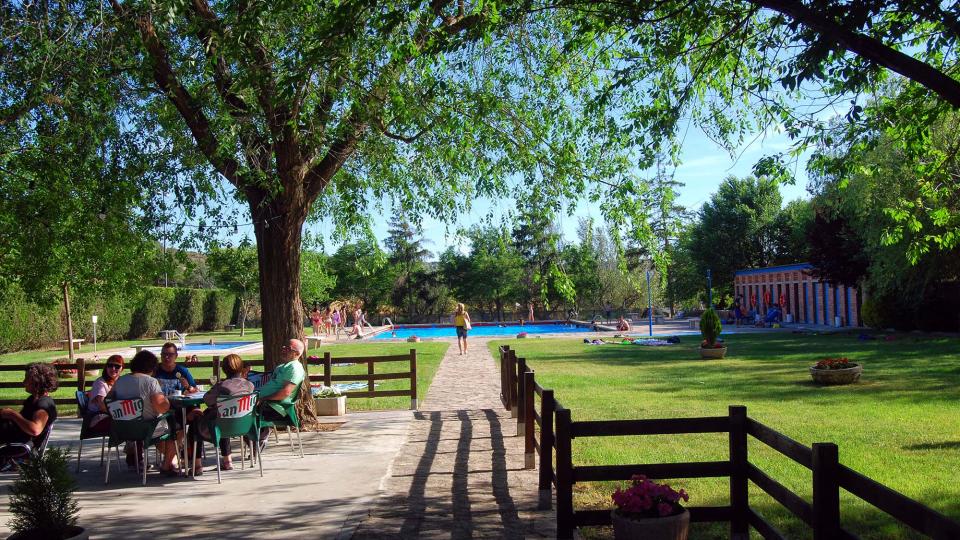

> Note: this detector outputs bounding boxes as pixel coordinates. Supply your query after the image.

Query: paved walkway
[353,337,555,539]
[0,410,412,539]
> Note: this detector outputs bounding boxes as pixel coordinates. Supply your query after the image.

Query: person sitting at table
[156,342,198,396]
[255,338,306,447]
[0,363,58,466]
[187,354,254,473]
[107,350,175,475]
[85,354,124,435]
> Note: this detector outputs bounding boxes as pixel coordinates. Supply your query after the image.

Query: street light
[91,315,98,353]
[646,270,653,337]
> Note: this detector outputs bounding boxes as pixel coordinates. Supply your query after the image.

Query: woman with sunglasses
[85,354,124,435]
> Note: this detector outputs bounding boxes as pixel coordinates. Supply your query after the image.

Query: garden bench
[59,339,85,351]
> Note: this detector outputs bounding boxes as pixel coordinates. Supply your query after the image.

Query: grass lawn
[0,329,448,412]
[490,332,960,539]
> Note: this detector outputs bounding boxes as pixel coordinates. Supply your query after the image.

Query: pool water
[373,323,593,339]
[148,341,259,352]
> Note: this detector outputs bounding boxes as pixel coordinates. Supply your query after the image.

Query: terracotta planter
[8,525,88,540]
[611,508,690,540]
[55,368,78,379]
[314,395,346,416]
[810,364,862,385]
[699,346,727,359]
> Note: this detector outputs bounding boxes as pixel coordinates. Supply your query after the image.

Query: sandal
[221,461,234,471]
[159,467,180,477]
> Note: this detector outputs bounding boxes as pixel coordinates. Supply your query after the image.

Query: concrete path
[352,337,555,539]
[0,410,412,539]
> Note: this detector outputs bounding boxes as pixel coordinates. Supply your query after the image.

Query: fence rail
[495,346,960,540]
[0,350,418,410]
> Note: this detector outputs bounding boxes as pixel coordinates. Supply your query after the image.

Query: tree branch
[110,0,242,186]
[750,0,960,108]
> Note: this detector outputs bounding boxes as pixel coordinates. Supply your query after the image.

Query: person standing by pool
[454,303,472,355]
[527,302,535,323]
[331,307,343,340]
[310,305,323,336]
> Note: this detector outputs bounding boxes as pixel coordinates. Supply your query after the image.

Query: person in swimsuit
[453,303,472,355]
[310,305,322,336]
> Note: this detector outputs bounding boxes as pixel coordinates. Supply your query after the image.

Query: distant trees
[207,243,259,336]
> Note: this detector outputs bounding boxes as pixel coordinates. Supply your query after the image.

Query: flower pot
[314,395,346,416]
[810,364,862,385]
[55,368,78,379]
[611,509,689,540]
[8,525,87,540]
[699,346,727,359]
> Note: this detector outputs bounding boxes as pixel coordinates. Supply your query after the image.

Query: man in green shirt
[257,338,306,443]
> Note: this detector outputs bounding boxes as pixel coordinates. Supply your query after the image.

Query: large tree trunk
[252,201,317,423]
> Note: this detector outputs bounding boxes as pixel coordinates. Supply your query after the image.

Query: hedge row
[0,285,237,353]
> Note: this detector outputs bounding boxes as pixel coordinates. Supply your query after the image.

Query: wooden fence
[496,346,960,540]
[0,350,418,411]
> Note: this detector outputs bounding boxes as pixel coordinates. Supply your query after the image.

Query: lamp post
[92,315,98,353]
[706,268,713,309]
[646,270,653,337]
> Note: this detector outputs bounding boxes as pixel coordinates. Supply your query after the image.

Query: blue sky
[296,123,813,257]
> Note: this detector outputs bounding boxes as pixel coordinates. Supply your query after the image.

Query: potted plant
[810,357,862,385]
[313,385,346,416]
[50,360,78,379]
[698,308,726,359]
[611,475,690,540]
[7,448,87,540]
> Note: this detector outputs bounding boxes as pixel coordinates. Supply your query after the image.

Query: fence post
[556,407,574,539]
[500,345,511,409]
[812,443,841,540]
[509,350,519,418]
[77,357,86,394]
[323,352,332,387]
[367,359,375,393]
[524,370,535,469]
[212,356,221,382]
[729,405,749,539]
[410,348,418,410]
[517,357,528,436]
[538,388,555,510]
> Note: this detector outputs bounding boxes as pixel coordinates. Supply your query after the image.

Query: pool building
[734,263,862,327]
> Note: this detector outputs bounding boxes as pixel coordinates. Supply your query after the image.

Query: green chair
[104,398,178,486]
[199,392,262,483]
[258,383,304,457]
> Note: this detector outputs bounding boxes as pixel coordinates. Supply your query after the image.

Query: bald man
[256,338,307,442]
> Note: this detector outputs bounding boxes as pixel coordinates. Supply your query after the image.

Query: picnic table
[59,338,85,351]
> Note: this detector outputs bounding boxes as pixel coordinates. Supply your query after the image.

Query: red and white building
[733,263,862,327]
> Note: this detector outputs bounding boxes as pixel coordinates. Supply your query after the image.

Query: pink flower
[612,476,688,519]
[657,503,673,516]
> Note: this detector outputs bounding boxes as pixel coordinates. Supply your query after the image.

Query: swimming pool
[146,341,260,352]
[372,323,595,339]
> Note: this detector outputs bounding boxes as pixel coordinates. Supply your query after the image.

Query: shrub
[202,290,236,331]
[699,308,721,346]
[167,288,204,332]
[0,285,61,353]
[860,296,898,330]
[7,448,80,539]
[128,287,176,338]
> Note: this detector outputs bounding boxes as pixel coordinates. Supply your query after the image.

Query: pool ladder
[382,317,394,329]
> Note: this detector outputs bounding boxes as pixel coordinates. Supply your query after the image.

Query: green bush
[0,285,61,353]
[167,288,204,332]
[699,308,722,346]
[860,297,895,330]
[128,287,176,338]
[202,290,236,331]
